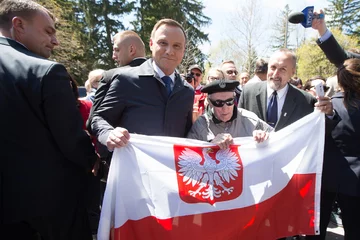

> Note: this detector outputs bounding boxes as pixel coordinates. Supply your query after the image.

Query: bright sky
[199,0,330,61]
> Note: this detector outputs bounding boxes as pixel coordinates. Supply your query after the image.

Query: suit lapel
[256,82,267,121]
[276,84,297,130]
[171,73,187,96]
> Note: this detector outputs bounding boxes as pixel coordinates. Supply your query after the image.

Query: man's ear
[149,38,153,51]
[129,45,136,56]
[12,16,27,34]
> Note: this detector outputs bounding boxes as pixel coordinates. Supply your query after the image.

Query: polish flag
[98,111,325,240]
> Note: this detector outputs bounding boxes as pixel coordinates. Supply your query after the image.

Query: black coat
[322,92,360,196]
[317,35,360,68]
[86,58,146,134]
[239,82,316,131]
[0,37,96,227]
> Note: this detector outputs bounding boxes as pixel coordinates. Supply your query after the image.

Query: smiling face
[267,51,296,91]
[149,24,185,75]
[15,9,59,58]
[209,91,235,122]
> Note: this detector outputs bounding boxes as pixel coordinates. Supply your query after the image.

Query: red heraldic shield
[174,145,243,205]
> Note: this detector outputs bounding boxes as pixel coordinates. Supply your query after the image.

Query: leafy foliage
[271,4,294,50]
[325,0,360,38]
[131,0,211,73]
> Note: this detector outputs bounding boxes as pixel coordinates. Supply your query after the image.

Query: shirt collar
[266,82,289,100]
[152,60,175,83]
[0,36,29,50]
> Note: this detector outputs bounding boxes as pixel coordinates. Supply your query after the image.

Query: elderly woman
[309,58,360,240]
[187,80,272,149]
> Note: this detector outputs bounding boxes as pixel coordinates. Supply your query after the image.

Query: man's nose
[51,36,59,46]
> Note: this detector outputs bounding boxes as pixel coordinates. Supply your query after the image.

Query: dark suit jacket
[317,35,360,67]
[86,58,146,134]
[90,59,194,147]
[239,82,316,131]
[323,92,360,196]
[0,37,96,225]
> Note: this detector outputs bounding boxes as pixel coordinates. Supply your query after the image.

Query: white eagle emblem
[178,147,241,200]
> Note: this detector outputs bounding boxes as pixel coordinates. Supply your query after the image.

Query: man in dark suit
[87,30,146,134]
[0,1,97,239]
[240,49,334,132]
[240,49,336,240]
[90,19,194,152]
[312,10,360,68]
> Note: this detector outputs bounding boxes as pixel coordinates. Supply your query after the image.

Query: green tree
[131,0,211,71]
[325,0,360,37]
[226,0,268,75]
[271,4,294,50]
[36,0,87,83]
[296,28,358,81]
[75,0,135,71]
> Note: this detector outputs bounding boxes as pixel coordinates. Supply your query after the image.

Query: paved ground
[284,222,344,240]
[326,222,344,240]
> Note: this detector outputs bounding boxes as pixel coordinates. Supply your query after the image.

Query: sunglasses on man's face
[191,72,201,77]
[226,70,238,75]
[209,98,235,107]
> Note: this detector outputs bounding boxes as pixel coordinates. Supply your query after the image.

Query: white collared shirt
[266,83,289,120]
[152,61,175,90]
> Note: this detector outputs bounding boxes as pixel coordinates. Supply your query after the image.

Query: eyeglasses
[209,98,235,107]
[191,72,201,77]
[226,70,238,75]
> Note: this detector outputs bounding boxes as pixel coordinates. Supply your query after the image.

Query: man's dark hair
[151,18,187,43]
[254,58,268,74]
[0,0,55,29]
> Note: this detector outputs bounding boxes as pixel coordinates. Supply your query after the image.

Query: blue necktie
[267,91,278,127]
[162,76,172,97]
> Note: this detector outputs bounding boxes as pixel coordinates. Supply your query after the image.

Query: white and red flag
[98,111,325,240]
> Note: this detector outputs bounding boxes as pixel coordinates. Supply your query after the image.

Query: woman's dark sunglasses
[209,98,235,107]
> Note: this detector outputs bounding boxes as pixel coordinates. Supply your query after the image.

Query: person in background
[289,77,303,89]
[325,75,340,97]
[239,72,250,86]
[189,64,206,121]
[302,76,328,97]
[220,60,238,80]
[0,0,97,239]
[85,69,104,103]
[206,67,224,83]
[112,30,146,67]
[247,58,268,84]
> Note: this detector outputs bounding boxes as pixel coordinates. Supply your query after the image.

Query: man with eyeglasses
[187,80,272,149]
[220,60,239,81]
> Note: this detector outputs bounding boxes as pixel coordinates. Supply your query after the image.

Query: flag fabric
[98,111,325,240]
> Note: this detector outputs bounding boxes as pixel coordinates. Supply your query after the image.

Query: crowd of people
[1,1,359,240]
